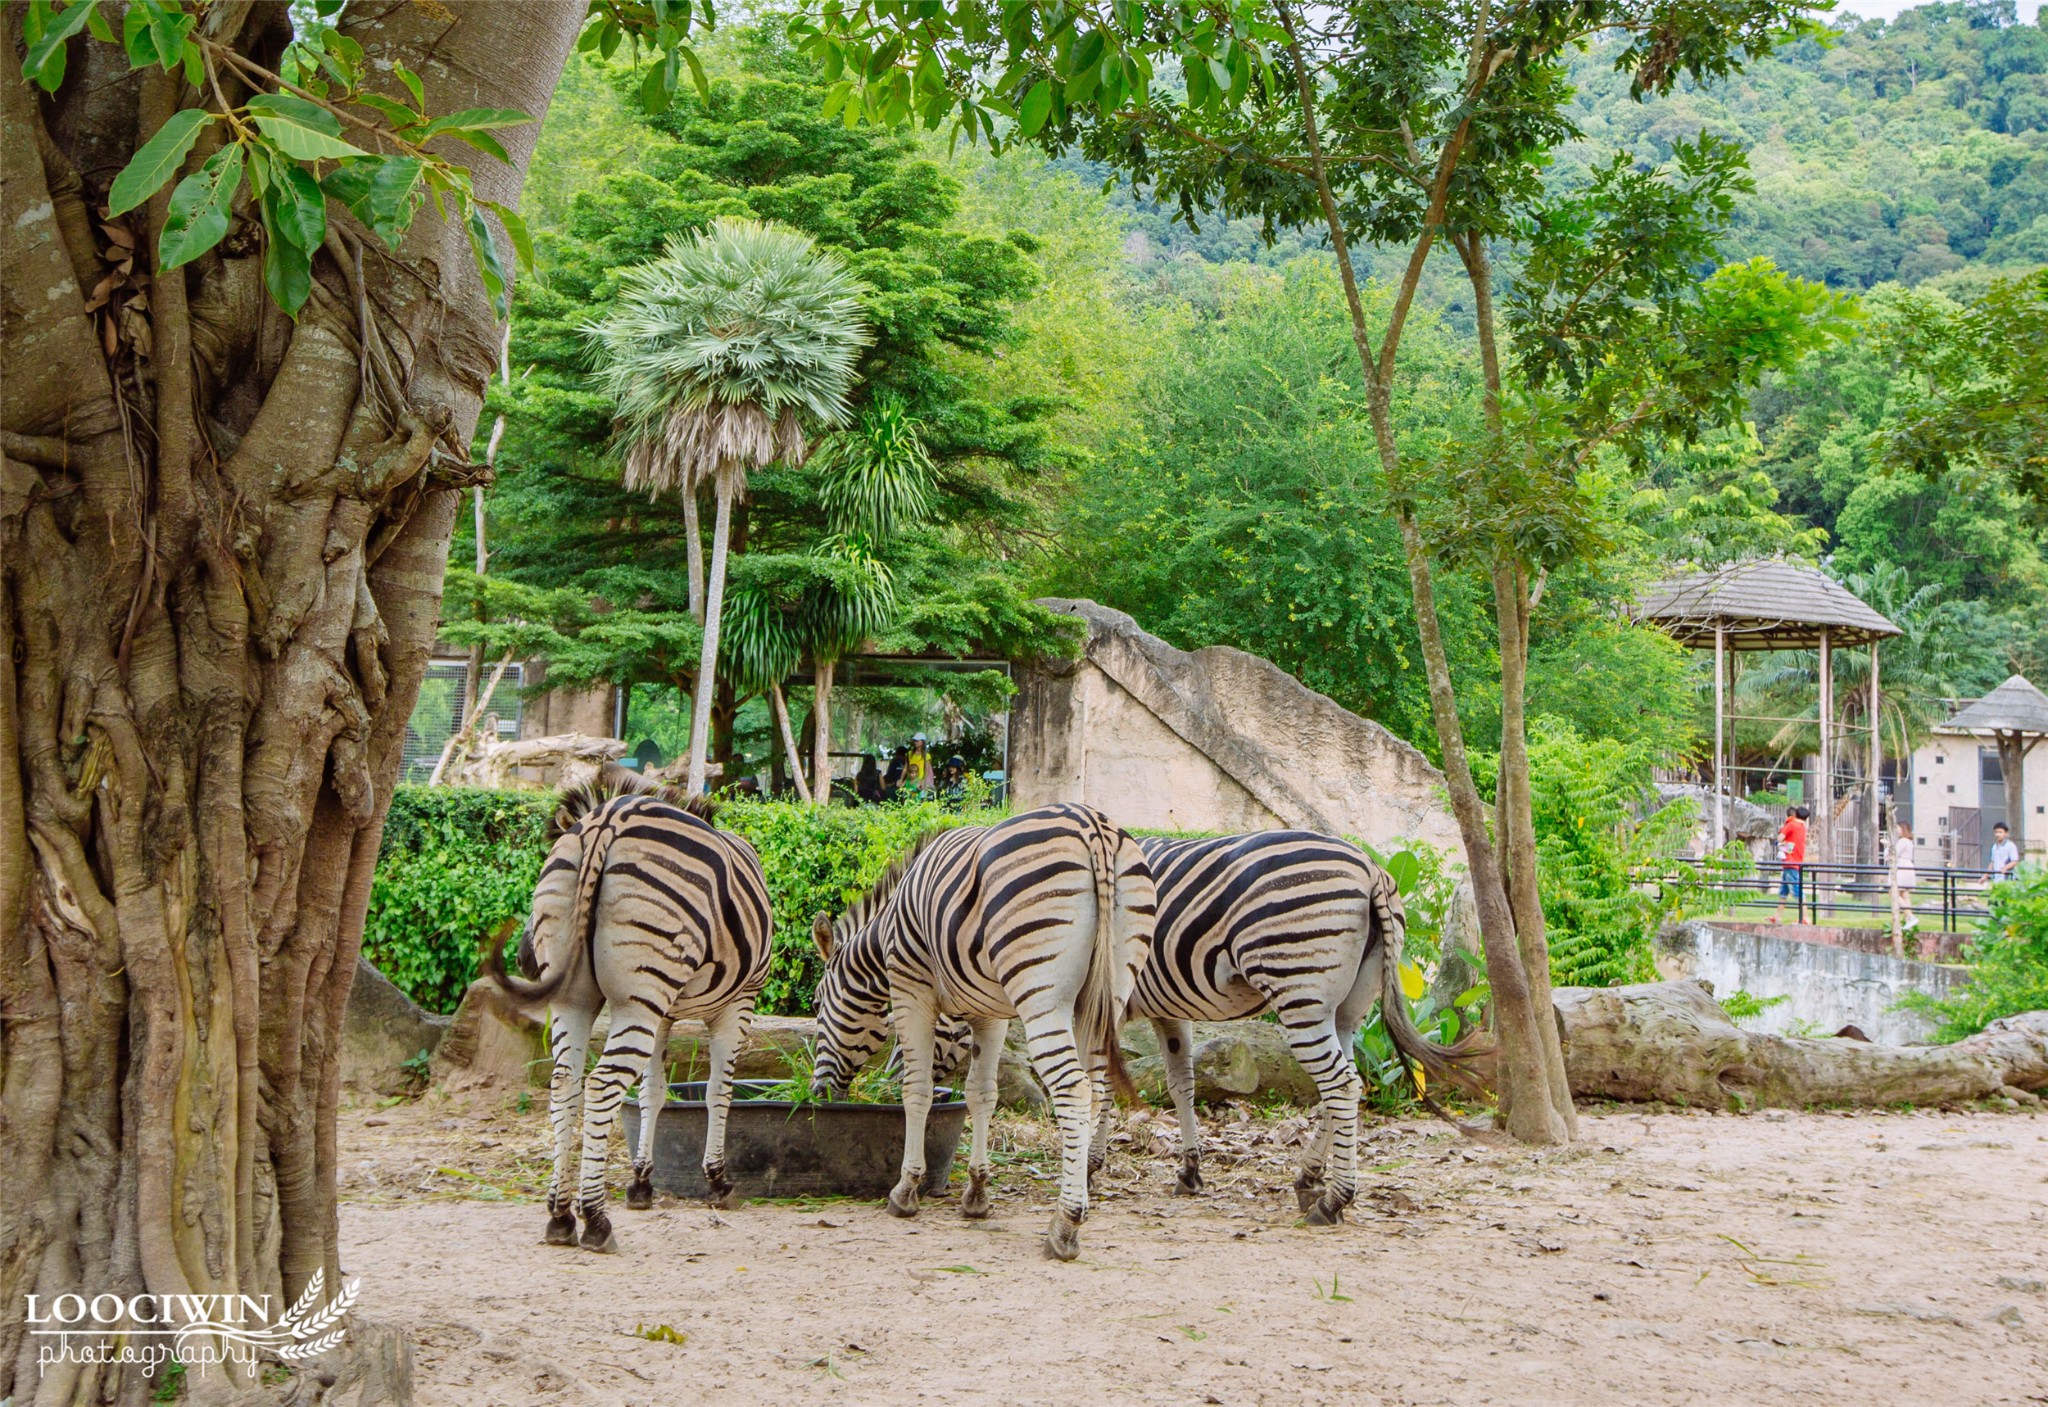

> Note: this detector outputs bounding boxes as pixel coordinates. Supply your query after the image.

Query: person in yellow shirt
[903,735,931,796]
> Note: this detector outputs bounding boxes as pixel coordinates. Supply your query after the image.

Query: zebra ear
[811,912,835,961]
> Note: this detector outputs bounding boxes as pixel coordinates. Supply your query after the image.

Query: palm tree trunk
[770,683,812,803]
[686,471,734,794]
[683,486,706,624]
[811,657,836,806]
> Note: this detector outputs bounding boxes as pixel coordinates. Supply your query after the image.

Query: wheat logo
[28,1272,359,1375]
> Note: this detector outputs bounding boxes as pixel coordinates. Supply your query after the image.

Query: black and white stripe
[485,780,772,1252]
[809,802,1154,1261]
[1119,831,1483,1223]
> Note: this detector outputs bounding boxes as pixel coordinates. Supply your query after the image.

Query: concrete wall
[1013,599,1462,851]
[1656,919,1969,1046]
[518,660,615,741]
[1906,728,2048,863]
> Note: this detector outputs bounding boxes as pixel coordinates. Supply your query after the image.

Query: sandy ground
[336,1091,2048,1407]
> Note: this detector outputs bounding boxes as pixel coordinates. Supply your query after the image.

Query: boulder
[430,978,543,1091]
[1118,1017,1317,1105]
[341,959,451,1095]
[1555,978,2048,1110]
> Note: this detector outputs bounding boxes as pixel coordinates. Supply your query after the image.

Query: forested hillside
[482,3,2046,780]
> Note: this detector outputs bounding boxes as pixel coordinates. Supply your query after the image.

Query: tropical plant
[588,216,873,794]
[1897,865,2048,1042]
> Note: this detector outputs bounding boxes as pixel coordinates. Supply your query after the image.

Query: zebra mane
[547,770,718,844]
[838,826,954,935]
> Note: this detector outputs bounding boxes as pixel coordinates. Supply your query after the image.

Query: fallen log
[1556,979,2048,1111]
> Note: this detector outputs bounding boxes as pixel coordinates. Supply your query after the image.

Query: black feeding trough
[620,1079,968,1201]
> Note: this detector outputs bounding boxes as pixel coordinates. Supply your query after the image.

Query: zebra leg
[626,1016,673,1210]
[887,998,939,1219]
[959,1017,1007,1219]
[1087,1066,1113,1191]
[544,1005,595,1246]
[1281,1016,1362,1227]
[576,1010,660,1253]
[1021,1016,1093,1261]
[699,1004,746,1208]
[1153,1018,1203,1195]
[1296,1100,1337,1212]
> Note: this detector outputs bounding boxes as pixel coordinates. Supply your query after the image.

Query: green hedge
[362,786,998,1014]
[364,788,554,1012]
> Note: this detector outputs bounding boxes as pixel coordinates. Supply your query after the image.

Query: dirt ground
[336,1090,2048,1407]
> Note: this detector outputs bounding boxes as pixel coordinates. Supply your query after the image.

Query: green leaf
[150,9,193,73]
[263,220,313,316]
[251,112,369,162]
[265,162,327,251]
[320,156,422,250]
[417,106,531,139]
[394,63,426,111]
[1066,57,1102,106]
[351,92,420,129]
[1018,80,1052,137]
[640,60,675,115]
[436,128,512,164]
[485,200,534,272]
[85,2,114,43]
[465,202,510,319]
[24,0,96,93]
[246,92,343,136]
[108,107,210,217]
[681,46,711,104]
[122,3,155,69]
[158,144,244,270]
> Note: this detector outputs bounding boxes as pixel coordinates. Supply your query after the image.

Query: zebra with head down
[484,779,772,1253]
[809,802,1154,1261]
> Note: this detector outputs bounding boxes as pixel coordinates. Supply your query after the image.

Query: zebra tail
[1080,832,1138,1106]
[481,916,572,1012]
[1374,883,1495,1116]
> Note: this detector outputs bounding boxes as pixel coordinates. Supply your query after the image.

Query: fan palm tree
[589,217,871,793]
[802,537,897,804]
[722,571,811,801]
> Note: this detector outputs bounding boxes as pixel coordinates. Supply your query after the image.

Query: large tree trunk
[1,6,581,1402]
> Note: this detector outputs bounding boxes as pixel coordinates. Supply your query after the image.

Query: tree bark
[1,5,583,1401]
[770,683,813,803]
[685,469,735,794]
[683,486,706,625]
[1557,982,2048,1109]
[812,657,837,806]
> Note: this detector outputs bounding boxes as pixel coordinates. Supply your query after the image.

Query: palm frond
[587,217,873,490]
[812,394,935,539]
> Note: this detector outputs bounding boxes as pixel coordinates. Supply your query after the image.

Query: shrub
[1897,865,2048,1041]
[1529,719,1702,988]
[363,787,554,1012]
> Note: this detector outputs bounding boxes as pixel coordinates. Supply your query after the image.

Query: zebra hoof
[625,1173,654,1211]
[1043,1210,1082,1262]
[960,1170,992,1220]
[704,1163,736,1209]
[1305,1197,1346,1228]
[543,1213,577,1246]
[579,1212,619,1253]
[886,1182,921,1219]
[1294,1170,1325,1213]
[1173,1156,1203,1196]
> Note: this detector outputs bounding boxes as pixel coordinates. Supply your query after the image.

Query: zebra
[483,779,773,1253]
[808,802,1154,1261]
[1107,831,1488,1225]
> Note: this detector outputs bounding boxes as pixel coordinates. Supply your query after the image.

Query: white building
[1902,675,2048,869]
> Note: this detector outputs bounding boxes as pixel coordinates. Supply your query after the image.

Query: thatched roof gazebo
[1634,560,1902,870]
[1939,674,2048,848]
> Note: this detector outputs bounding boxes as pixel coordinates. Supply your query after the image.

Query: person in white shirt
[1888,820,1918,959]
[1988,822,2020,883]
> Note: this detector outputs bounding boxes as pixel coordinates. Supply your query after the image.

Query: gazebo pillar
[1817,627,1832,906]
[1713,624,1726,852]
[1869,643,1882,859]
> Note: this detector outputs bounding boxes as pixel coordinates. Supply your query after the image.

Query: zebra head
[810,911,891,1100]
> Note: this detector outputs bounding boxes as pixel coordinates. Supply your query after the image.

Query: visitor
[1769,804,1808,923]
[883,744,908,800]
[1888,819,1919,959]
[904,734,932,797]
[855,753,884,804]
[937,754,968,810]
[1989,821,2019,883]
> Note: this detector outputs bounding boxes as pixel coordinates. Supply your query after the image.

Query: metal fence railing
[1656,856,2001,934]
